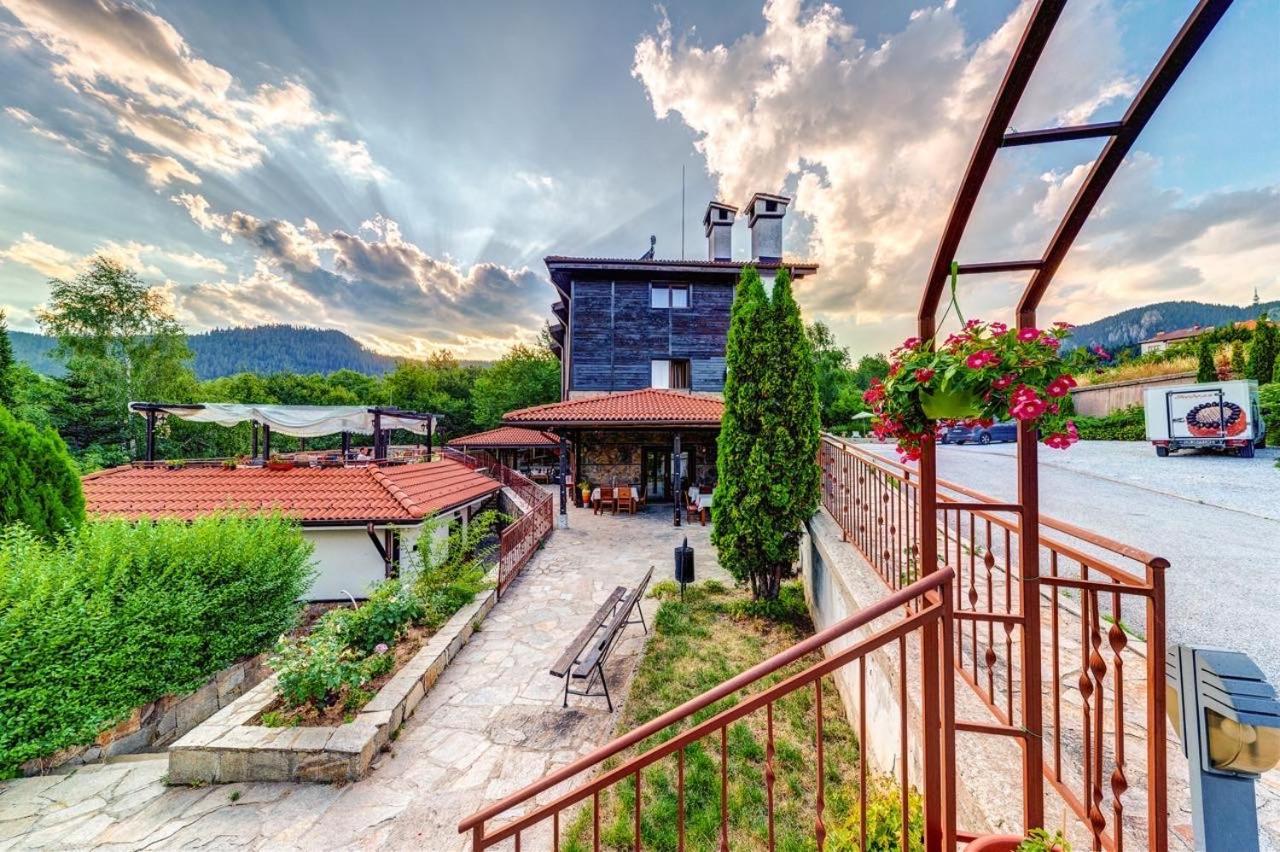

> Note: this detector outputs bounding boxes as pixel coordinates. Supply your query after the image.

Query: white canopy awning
[132,404,435,438]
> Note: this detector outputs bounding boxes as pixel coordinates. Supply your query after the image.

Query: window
[650,284,690,309]
[765,199,778,212]
[651,359,691,390]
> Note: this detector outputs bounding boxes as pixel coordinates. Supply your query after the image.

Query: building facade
[510,195,817,517]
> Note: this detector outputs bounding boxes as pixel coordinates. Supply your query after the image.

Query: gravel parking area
[864,440,1280,684]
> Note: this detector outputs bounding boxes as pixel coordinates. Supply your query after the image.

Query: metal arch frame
[915,0,1234,840]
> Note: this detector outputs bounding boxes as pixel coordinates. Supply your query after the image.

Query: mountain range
[10,325,407,379]
[1063,299,1279,352]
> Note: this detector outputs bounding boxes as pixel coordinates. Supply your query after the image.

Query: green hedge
[1260,383,1279,447]
[1074,405,1146,441]
[0,515,313,776]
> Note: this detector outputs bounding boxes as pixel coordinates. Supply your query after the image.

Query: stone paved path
[0,498,730,851]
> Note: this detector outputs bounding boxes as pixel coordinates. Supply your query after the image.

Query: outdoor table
[591,487,640,503]
[687,488,713,524]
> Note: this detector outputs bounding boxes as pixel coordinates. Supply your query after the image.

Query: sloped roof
[447,426,560,448]
[503,389,724,428]
[82,459,501,524]
[1142,325,1211,344]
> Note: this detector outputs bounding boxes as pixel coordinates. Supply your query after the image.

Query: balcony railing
[820,435,1168,851]
[458,568,958,850]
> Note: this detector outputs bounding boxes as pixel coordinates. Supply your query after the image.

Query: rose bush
[864,320,1081,460]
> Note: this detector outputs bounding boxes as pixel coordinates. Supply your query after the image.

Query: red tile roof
[447,426,560,448]
[1142,325,1211,344]
[82,459,501,524]
[503,389,724,427]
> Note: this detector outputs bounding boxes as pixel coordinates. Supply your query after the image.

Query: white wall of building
[299,498,491,601]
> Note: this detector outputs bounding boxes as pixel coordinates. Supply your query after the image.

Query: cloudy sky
[0,0,1276,359]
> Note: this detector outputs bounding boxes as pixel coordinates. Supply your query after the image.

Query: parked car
[941,421,1018,445]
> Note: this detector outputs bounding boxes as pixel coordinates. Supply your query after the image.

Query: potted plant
[966,828,1070,851]
[266,454,294,472]
[864,319,1081,461]
[221,458,238,470]
[578,480,592,508]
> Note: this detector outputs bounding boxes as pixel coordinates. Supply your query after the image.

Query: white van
[1143,380,1266,458]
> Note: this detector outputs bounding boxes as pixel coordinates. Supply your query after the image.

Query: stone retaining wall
[168,583,497,785]
[20,655,269,776]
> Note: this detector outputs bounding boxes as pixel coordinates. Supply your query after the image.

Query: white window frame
[650,284,691,309]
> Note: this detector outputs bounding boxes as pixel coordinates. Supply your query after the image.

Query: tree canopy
[469,344,559,430]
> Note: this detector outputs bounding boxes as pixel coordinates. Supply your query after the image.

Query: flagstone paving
[0,497,730,851]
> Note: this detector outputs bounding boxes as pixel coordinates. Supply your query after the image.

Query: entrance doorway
[642,448,671,502]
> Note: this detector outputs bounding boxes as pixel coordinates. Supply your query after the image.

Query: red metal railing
[820,435,1168,851]
[458,568,958,850]
[444,447,555,597]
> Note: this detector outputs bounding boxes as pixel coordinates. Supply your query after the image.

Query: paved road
[863,440,1280,684]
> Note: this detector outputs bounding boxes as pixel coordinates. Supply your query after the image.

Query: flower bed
[168,511,502,784]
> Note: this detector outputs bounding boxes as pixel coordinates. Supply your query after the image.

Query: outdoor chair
[596,485,616,515]
[685,488,702,525]
[616,487,635,514]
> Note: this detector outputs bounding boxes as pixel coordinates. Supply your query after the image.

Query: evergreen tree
[713,266,770,595]
[0,310,14,408]
[1247,320,1278,386]
[0,405,85,539]
[53,357,129,454]
[756,268,821,598]
[1196,338,1217,383]
[1231,340,1247,378]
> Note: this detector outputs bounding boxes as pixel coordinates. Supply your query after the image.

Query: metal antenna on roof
[681,164,686,260]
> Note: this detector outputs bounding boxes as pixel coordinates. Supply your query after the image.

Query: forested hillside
[15,325,412,378]
[1066,300,1280,352]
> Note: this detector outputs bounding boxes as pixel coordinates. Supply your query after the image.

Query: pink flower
[992,373,1016,390]
[900,336,923,351]
[1091,344,1112,361]
[374,643,389,655]
[1017,327,1041,342]
[989,322,1008,335]
[1046,374,1077,397]
[1010,386,1047,421]
[914,368,935,383]
[964,319,983,330]
[1052,321,1075,330]
[1041,336,1061,350]
[1044,433,1073,450]
[966,350,999,369]
[943,333,969,350]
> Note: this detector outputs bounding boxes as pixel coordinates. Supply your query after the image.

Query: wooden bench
[549,566,653,711]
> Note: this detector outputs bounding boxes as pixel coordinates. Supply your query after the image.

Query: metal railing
[443,447,555,597]
[458,568,958,850]
[820,435,1168,851]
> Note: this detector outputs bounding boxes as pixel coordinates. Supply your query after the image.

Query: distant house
[516,194,818,511]
[446,426,560,480]
[82,459,501,601]
[1139,324,1211,354]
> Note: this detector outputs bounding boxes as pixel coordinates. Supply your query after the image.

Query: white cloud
[314,132,389,183]
[171,192,232,242]
[515,171,555,191]
[631,0,1272,353]
[125,150,201,187]
[3,105,83,153]
[0,232,79,278]
[0,0,383,185]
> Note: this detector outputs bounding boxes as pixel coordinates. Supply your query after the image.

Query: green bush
[0,515,313,776]
[1073,405,1146,441]
[0,405,85,539]
[1260,383,1280,448]
[272,627,369,708]
[412,510,500,628]
[334,579,424,654]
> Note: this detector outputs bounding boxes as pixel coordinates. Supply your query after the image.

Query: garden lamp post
[1167,644,1280,851]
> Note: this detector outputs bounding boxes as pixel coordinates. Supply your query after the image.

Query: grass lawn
[563,579,920,851]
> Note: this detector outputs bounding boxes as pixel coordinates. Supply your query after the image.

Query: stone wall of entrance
[575,429,717,494]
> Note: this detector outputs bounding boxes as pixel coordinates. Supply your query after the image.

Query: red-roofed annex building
[521,196,817,512]
[446,426,560,481]
[83,458,501,601]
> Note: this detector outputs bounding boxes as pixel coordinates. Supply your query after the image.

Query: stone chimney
[743,192,790,262]
[702,201,737,261]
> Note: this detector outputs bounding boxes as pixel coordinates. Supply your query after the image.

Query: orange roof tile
[82,459,501,524]
[503,389,724,427]
[447,426,560,448]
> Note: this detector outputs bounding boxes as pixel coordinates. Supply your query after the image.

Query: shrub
[1074,406,1146,441]
[830,775,923,851]
[0,515,313,776]
[1259,384,1280,448]
[0,405,85,539]
[1196,338,1216,382]
[272,628,367,708]
[411,510,500,627]
[335,579,423,654]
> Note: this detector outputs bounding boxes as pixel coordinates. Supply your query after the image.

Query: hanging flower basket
[864,319,1081,461]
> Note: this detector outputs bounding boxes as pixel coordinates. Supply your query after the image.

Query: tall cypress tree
[1247,320,1277,386]
[1195,337,1217,383]
[0,309,14,408]
[713,266,770,595]
[713,266,821,600]
[757,268,821,598]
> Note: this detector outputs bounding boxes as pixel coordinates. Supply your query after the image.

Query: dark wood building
[508,196,818,521]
